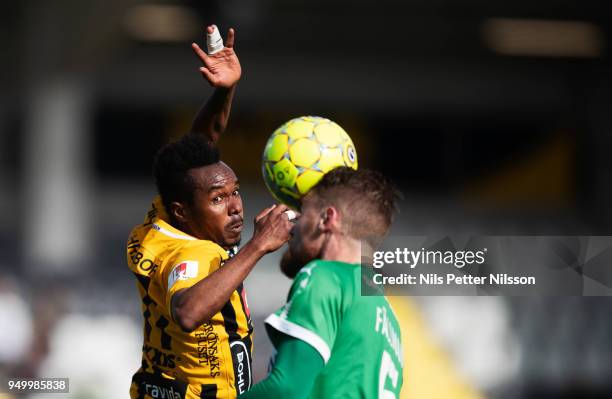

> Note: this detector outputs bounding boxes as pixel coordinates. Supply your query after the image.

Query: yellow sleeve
[162,243,225,315]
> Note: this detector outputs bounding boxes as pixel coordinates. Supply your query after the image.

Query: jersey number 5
[379,350,399,399]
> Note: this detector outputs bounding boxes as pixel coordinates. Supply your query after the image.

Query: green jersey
[265,260,404,399]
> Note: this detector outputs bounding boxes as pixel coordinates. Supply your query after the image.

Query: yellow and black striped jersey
[128,197,253,399]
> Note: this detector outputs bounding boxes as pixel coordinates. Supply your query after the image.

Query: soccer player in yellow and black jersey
[127,26,295,399]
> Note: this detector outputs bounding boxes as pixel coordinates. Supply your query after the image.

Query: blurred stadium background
[1,0,611,398]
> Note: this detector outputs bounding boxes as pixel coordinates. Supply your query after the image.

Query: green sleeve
[265,262,343,364]
[239,334,324,399]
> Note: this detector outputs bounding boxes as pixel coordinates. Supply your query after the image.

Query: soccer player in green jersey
[240,167,404,399]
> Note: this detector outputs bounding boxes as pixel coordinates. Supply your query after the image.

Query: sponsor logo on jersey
[195,322,221,378]
[128,236,160,275]
[133,370,186,399]
[143,344,177,369]
[143,382,182,399]
[168,261,199,289]
[230,340,252,394]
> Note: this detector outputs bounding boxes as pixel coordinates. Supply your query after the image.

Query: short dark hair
[153,134,220,212]
[309,167,400,246]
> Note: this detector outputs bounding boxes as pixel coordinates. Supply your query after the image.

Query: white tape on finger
[284,210,297,221]
[207,25,224,54]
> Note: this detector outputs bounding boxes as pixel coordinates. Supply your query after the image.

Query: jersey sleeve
[238,335,323,399]
[161,243,225,315]
[264,262,343,364]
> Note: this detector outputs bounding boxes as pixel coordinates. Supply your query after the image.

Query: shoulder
[292,260,339,288]
[287,260,353,305]
[161,238,229,296]
[293,260,355,288]
[128,218,227,274]
[166,238,228,268]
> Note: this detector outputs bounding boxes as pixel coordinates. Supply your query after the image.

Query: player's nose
[228,194,242,215]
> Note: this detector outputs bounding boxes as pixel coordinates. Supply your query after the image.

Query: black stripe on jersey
[152,366,163,377]
[236,284,254,354]
[220,296,240,343]
[141,294,154,343]
[200,384,217,399]
[136,383,145,399]
[141,358,152,375]
[143,309,152,342]
[154,315,172,350]
[236,284,253,334]
[132,271,150,290]
[243,335,253,360]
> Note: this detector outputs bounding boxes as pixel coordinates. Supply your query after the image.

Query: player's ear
[171,201,189,223]
[320,206,340,233]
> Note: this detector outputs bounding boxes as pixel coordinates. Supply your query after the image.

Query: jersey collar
[153,220,234,261]
[152,219,197,241]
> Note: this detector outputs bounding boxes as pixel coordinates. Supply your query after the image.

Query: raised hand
[191,25,241,88]
[252,204,298,254]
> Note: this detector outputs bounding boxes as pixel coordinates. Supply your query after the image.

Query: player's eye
[232,189,240,196]
[212,196,223,204]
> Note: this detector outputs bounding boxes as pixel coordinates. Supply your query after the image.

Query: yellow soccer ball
[262,116,358,209]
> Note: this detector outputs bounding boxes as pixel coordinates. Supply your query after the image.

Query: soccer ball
[262,116,358,209]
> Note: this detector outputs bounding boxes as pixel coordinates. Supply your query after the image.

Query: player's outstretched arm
[171,205,293,332]
[190,25,241,143]
[239,335,323,398]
